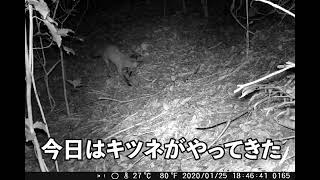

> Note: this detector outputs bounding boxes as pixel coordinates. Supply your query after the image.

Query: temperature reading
[160,172,170,179]
[132,172,142,179]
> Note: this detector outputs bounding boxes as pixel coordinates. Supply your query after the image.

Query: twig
[26,3,49,172]
[196,111,249,130]
[234,61,295,94]
[274,136,295,142]
[98,97,128,103]
[104,111,166,141]
[245,0,250,58]
[254,0,295,18]
[126,156,146,171]
[99,91,161,103]
[74,0,89,33]
[60,47,70,115]
[186,110,251,161]
[207,110,251,152]
[88,89,109,96]
[52,0,60,19]
[208,42,222,50]
[196,58,250,82]
[47,60,61,75]
[230,0,254,35]
[61,0,80,26]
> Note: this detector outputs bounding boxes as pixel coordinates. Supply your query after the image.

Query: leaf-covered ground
[25,8,295,172]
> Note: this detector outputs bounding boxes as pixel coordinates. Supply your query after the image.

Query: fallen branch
[234,61,295,94]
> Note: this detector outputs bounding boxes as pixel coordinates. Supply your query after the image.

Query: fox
[92,43,140,86]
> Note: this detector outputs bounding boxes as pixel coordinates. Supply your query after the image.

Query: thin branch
[254,0,295,18]
[234,61,295,94]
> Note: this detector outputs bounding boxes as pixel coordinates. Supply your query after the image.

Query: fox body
[93,43,139,86]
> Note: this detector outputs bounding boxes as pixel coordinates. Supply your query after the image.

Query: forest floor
[25,8,295,172]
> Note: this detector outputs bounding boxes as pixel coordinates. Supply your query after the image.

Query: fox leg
[105,59,112,77]
[117,67,132,86]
